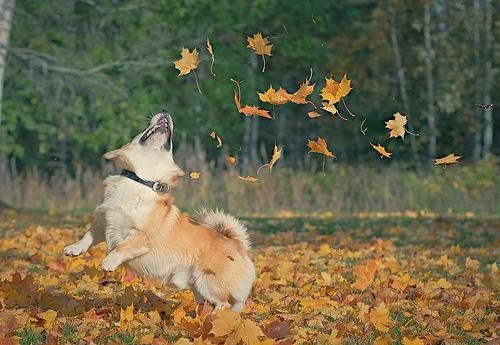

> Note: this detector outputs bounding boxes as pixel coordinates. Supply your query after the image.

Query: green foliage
[1,0,498,173]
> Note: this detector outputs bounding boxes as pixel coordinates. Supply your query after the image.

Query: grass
[1,157,498,216]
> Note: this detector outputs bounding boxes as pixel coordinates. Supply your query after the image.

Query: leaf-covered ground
[0,210,498,344]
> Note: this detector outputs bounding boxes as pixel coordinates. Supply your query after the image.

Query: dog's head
[103,111,184,185]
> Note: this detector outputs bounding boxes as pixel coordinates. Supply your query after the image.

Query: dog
[63,112,255,311]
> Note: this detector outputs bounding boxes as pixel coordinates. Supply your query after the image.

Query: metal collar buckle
[152,182,169,194]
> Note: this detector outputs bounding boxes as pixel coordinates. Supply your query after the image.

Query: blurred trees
[0,0,498,175]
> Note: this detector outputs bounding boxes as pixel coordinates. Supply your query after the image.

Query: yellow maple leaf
[385,112,408,139]
[322,102,340,117]
[352,259,378,290]
[434,153,461,166]
[246,32,272,56]
[371,143,392,158]
[247,32,272,72]
[119,304,134,328]
[373,335,393,345]
[238,175,259,182]
[173,48,200,76]
[327,329,343,345]
[432,278,451,289]
[189,172,200,179]
[320,77,342,105]
[38,309,57,330]
[369,303,391,333]
[402,337,425,345]
[207,309,242,337]
[258,86,291,105]
[258,145,282,173]
[307,137,335,158]
[225,318,266,345]
[339,74,352,97]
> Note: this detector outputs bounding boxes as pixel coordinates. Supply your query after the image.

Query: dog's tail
[196,208,250,250]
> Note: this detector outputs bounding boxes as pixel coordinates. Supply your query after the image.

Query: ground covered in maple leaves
[0,210,498,344]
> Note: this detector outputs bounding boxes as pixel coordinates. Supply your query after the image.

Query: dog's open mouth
[139,115,171,145]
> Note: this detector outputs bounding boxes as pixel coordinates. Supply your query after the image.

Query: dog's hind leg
[64,210,106,256]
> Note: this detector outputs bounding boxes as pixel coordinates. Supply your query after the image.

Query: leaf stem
[193,70,202,94]
[405,128,419,136]
[261,55,266,72]
[341,97,356,117]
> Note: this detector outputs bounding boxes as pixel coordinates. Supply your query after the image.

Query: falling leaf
[371,143,392,158]
[189,172,200,179]
[385,112,408,139]
[247,33,273,72]
[307,137,335,158]
[369,303,391,333]
[320,77,342,105]
[173,48,200,76]
[308,111,321,118]
[238,175,259,182]
[173,48,202,93]
[209,131,223,148]
[352,259,378,290]
[290,78,315,104]
[226,156,237,166]
[434,153,461,166]
[258,86,291,105]
[206,37,216,77]
[232,79,272,119]
[322,102,346,120]
[338,74,352,97]
[258,145,282,173]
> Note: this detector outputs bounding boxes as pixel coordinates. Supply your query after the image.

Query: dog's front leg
[100,230,150,272]
[64,210,106,256]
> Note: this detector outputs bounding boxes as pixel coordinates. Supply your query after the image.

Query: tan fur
[64,112,255,312]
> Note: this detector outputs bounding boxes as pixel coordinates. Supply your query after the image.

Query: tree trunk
[0,0,15,128]
[482,0,493,158]
[472,0,483,161]
[424,1,436,161]
[386,0,421,168]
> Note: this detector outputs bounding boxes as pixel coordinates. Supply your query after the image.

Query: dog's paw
[64,243,84,256]
[100,252,123,272]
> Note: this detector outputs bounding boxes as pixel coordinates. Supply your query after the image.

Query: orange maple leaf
[307,137,335,158]
[289,78,315,104]
[320,77,342,105]
[232,79,272,119]
[258,86,291,105]
[434,153,461,166]
[257,144,282,173]
[369,303,391,333]
[371,143,392,158]
[226,156,237,166]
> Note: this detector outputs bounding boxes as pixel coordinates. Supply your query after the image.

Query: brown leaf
[238,175,259,182]
[232,79,272,119]
[307,137,335,158]
[246,32,272,56]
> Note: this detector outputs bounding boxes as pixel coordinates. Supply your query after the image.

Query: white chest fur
[99,176,157,251]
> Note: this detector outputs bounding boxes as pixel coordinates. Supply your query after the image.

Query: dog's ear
[173,165,185,177]
[103,149,123,161]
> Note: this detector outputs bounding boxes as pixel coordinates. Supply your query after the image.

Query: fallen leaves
[0,213,497,343]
